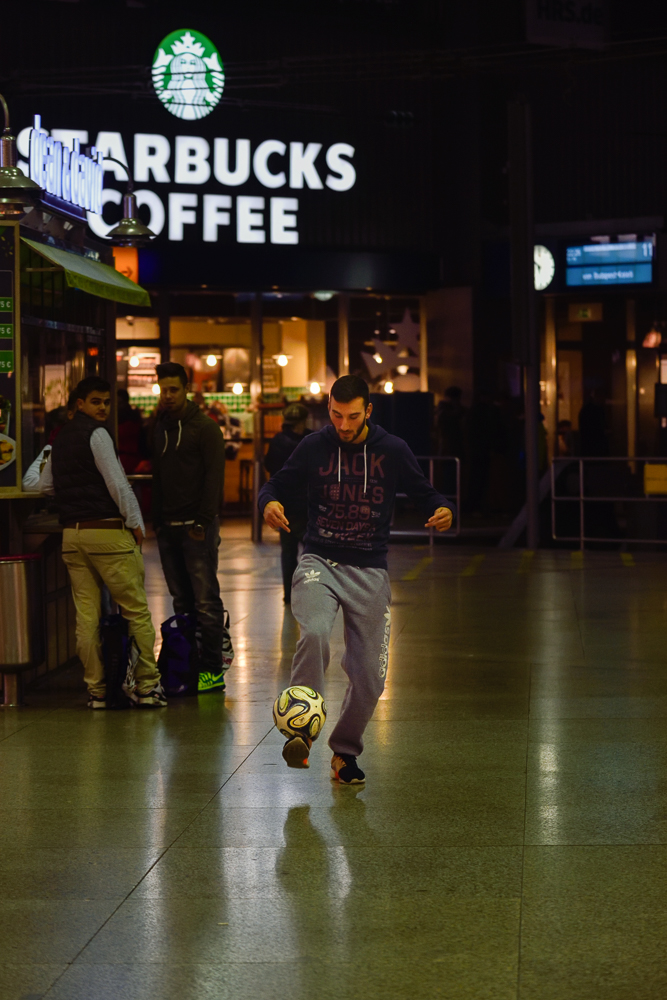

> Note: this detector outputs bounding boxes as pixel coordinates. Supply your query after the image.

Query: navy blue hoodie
[258,423,454,570]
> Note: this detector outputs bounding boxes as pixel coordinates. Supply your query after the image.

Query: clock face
[534,245,555,291]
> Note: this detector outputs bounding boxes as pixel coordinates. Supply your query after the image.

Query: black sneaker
[282,735,312,769]
[330,753,365,784]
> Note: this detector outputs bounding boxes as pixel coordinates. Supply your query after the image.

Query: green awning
[22,238,151,308]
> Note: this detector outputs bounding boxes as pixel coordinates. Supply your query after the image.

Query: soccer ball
[273,686,327,740]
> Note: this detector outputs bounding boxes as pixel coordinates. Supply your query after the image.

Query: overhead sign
[28,115,104,218]
[17,125,356,247]
[565,240,654,287]
[152,30,225,121]
[525,0,608,50]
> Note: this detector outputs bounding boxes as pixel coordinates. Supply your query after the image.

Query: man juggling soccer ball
[261,375,454,785]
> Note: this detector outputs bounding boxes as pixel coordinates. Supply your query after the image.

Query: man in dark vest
[43,376,166,709]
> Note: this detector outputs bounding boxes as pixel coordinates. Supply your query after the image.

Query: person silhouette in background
[436,386,466,459]
[23,390,77,490]
[579,389,609,457]
[265,403,311,603]
[117,389,147,475]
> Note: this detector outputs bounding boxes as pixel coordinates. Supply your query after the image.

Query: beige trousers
[61,526,160,699]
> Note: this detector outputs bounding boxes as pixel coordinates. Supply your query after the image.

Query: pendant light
[0,94,41,218]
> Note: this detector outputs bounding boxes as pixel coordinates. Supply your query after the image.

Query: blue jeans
[156,518,225,673]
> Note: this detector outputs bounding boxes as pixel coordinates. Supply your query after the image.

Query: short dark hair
[330,375,369,408]
[117,388,130,405]
[66,389,78,412]
[74,377,111,401]
[156,362,188,386]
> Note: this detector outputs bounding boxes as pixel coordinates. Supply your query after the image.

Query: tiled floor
[3,530,667,998]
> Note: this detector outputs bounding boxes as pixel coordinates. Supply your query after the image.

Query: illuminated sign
[565,239,654,287]
[152,30,224,121]
[28,115,104,217]
[17,128,355,246]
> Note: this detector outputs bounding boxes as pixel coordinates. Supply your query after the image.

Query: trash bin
[0,554,45,706]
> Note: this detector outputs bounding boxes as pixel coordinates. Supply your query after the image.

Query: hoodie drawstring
[337,444,368,496]
[162,419,184,454]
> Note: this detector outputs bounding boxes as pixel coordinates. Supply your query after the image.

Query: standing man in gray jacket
[153,362,233,693]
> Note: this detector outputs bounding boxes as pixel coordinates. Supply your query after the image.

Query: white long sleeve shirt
[39,427,145,532]
[22,446,51,491]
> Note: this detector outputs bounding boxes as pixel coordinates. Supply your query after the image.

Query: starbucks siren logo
[152,29,224,121]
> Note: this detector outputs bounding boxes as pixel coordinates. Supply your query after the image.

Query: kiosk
[0,99,151,690]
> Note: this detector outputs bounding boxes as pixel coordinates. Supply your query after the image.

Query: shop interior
[115,291,430,513]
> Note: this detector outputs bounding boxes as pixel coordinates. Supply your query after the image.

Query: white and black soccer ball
[272,686,327,740]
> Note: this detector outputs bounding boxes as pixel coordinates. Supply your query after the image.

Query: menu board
[0,224,18,489]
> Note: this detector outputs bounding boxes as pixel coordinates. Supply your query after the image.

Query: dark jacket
[51,412,120,525]
[265,424,311,522]
[117,402,147,474]
[265,424,311,476]
[258,422,454,569]
[152,401,225,527]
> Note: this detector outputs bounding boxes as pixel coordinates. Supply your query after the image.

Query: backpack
[99,614,138,709]
[157,613,201,696]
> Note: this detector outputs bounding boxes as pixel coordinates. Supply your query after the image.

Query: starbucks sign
[152,29,225,121]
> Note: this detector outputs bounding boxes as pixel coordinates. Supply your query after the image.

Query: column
[419,296,428,393]
[251,292,263,543]
[158,291,170,365]
[544,297,557,460]
[338,293,349,376]
[508,98,540,549]
[626,298,637,461]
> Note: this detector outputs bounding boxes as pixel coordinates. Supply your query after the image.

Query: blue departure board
[566,239,654,287]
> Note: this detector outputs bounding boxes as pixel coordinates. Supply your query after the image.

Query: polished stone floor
[3,529,667,999]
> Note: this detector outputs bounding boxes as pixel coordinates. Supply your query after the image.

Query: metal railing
[551,456,667,549]
[392,455,460,546]
[129,457,461,546]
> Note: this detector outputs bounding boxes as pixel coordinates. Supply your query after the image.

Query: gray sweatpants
[290,553,392,757]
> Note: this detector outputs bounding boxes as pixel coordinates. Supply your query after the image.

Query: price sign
[0,351,13,371]
[0,297,12,312]
[0,324,13,338]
